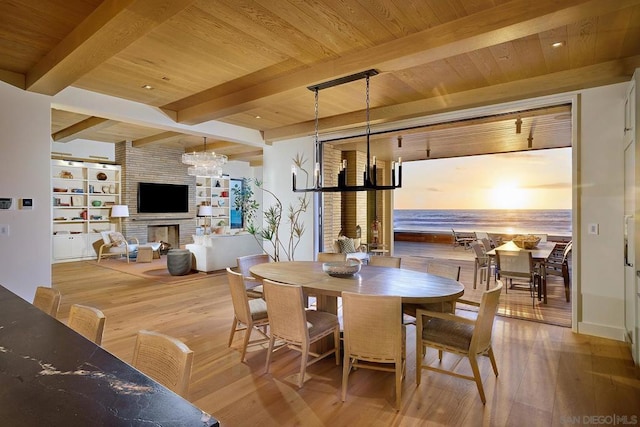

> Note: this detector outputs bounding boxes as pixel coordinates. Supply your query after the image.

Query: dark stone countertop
[0,285,219,427]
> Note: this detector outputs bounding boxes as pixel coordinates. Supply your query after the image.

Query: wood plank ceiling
[2,0,640,163]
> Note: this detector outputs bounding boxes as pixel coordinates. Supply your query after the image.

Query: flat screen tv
[138,182,189,213]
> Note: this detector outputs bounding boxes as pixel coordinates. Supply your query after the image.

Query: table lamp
[197,205,213,234]
[110,204,129,233]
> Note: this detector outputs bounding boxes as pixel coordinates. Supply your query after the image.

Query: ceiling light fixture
[182,137,228,177]
[292,69,402,192]
[141,84,153,90]
[551,41,564,48]
[397,135,402,148]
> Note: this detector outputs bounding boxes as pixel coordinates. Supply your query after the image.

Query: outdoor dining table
[486,240,557,303]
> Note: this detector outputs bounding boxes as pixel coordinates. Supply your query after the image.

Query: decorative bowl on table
[512,234,541,249]
[322,260,362,277]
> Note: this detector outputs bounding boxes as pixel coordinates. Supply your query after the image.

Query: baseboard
[577,321,627,342]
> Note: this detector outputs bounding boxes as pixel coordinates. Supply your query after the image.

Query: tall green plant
[232,153,310,261]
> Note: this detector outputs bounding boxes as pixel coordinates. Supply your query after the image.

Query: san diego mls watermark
[560,414,638,425]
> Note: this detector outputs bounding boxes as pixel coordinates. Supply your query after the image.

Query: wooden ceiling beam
[264,56,640,142]
[173,0,639,125]
[227,150,263,161]
[132,131,183,147]
[52,116,116,142]
[0,69,25,90]
[26,0,196,95]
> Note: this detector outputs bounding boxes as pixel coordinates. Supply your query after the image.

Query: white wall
[0,82,52,301]
[262,137,315,261]
[578,83,627,339]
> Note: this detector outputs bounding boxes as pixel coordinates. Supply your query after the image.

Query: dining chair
[317,252,346,262]
[369,255,401,268]
[416,282,503,404]
[132,330,194,398]
[545,241,572,302]
[68,304,106,345]
[451,229,474,249]
[262,279,340,388]
[236,253,270,299]
[471,242,491,290]
[33,286,61,317]
[403,261,461,323]
[225,268,270,361]
[426,261,461,281]
[495,249,539,305]
[341,292,404,411]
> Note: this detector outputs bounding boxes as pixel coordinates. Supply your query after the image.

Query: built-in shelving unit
[196,175,230,229]
[51,159,121,261]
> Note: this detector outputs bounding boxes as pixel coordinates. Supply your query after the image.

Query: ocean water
[394,209,572,236]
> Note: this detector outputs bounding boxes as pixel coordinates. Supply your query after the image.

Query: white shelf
[51,160,121,262]
[196,175,230,228]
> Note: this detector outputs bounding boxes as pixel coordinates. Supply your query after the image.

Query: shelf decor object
[292,69,402,193]
[182,137,228,177]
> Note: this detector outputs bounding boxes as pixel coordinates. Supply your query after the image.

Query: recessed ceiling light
[551,41,564,48]
[142,84,153,90]
[255,115,261,119]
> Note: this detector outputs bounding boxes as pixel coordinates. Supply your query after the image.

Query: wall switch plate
[0,224,9,236]
[20,198,33,209]
[588,223,599,235]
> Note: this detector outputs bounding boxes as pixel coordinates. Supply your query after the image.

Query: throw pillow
[337,238,356,254]
[109,232,125,246]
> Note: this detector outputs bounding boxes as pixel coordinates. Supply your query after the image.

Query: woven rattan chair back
[68,304,106,345]
[132,330,193,398]
[317,252,346,262]
[368,256,401,268]
[341,291,404,410]
[33,286,61,317]
[426,262,461,281]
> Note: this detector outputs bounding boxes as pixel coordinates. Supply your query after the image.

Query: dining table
[0,284,219,427]
[250,261,465,315]
[486,240,557,303]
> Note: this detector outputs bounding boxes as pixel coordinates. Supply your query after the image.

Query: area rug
[90,257,224,284]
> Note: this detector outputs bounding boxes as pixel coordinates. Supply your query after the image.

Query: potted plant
[232,153,310,261]
[215,219,228,234]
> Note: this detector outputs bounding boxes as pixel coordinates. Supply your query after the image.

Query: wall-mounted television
[138,182,189,213]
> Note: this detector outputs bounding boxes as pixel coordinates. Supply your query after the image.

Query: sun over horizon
[394,148,572,210]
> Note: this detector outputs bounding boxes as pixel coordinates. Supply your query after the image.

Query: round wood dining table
[250,261,465,315]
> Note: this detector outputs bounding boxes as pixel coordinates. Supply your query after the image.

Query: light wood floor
[51,257,639,426]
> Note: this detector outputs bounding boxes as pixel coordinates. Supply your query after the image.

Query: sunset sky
[394,147,572,210]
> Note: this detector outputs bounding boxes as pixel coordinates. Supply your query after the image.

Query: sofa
[185,233,263,273]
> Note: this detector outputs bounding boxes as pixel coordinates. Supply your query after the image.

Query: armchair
[97,231,139,263]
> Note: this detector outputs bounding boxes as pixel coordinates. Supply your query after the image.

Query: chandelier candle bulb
[391,161,396,187]
[291,165,297,191]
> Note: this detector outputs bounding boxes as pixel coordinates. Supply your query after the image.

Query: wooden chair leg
[264,336,276,374]
[469,355,486,405]
[228,317,238,347]
[240,323,252,362]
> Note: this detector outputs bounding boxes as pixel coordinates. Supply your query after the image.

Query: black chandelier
[292,69,402,192]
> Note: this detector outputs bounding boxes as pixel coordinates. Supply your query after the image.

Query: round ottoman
[167,249,192,276]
